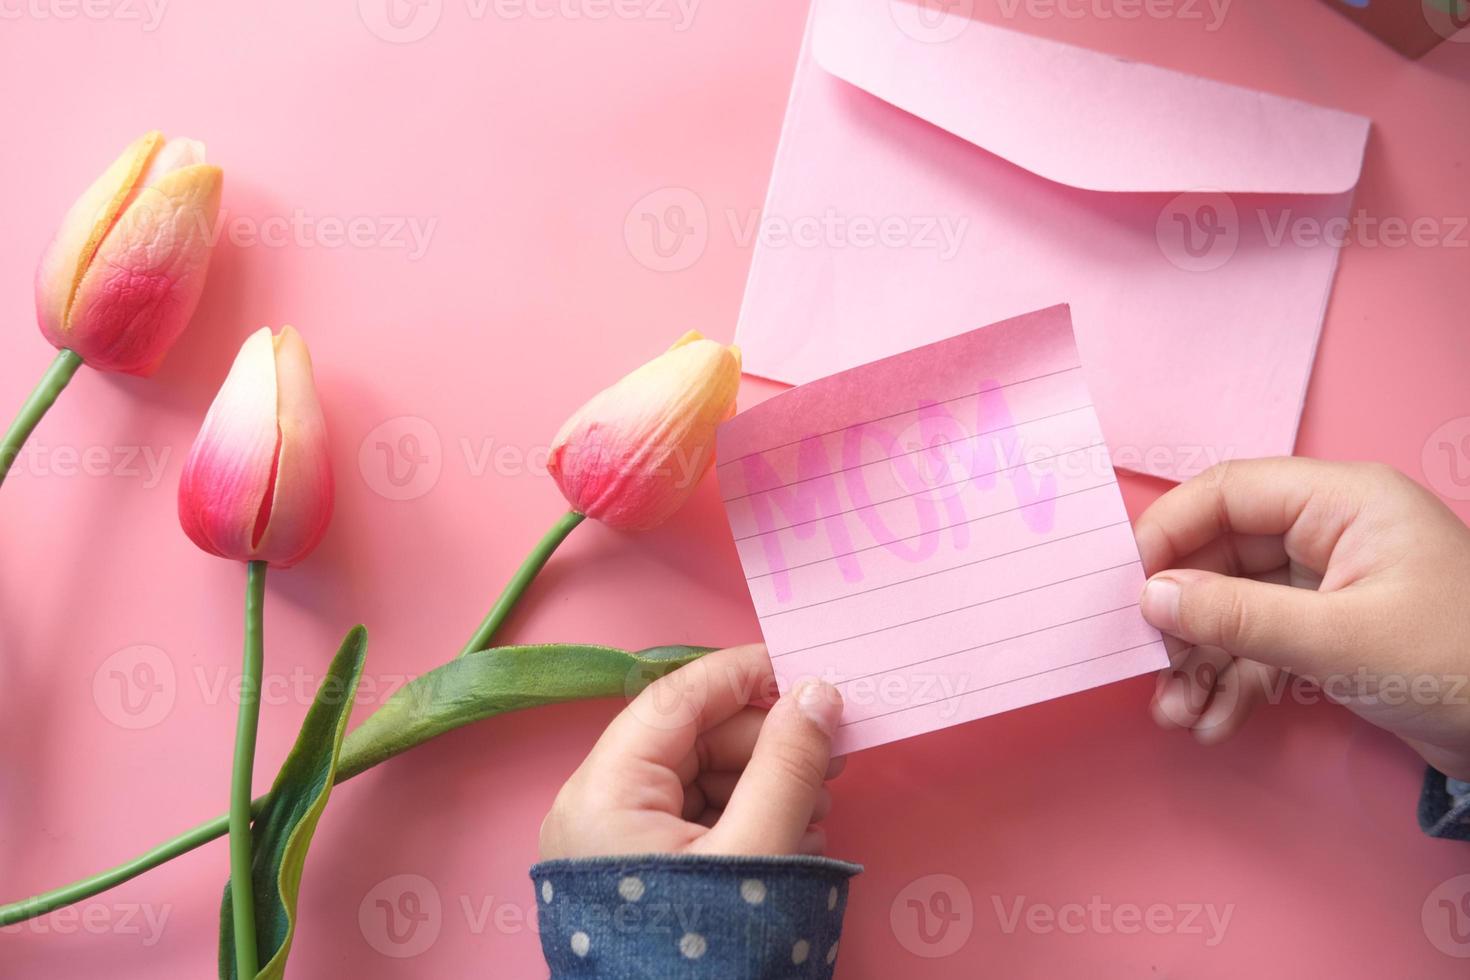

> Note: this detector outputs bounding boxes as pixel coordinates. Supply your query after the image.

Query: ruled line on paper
[715,365,1084,471]
[729,438,1105,535]
[829,602,1144,686]
[715,305,1167,753]
[769,559,1142,658]
[759,520,1132,618]
[721,407,1097,506]
[744,480,1118,581]
[835,640,1166,730]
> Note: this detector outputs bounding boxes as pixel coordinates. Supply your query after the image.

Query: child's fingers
[1190,658,1277,745]
[694,681,842,856]
[695,771,834,823]
[1141,568,1352,678]
[591,644,773,777]
[1133,457,1352,577]
[1152,644,1233,730]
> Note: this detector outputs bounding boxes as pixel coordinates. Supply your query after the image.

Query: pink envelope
[736,0,1371,482]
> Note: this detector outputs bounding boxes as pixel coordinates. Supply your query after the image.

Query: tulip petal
[252,327,333,567]
[35,131,163,343]
[179,328,279,561]
[65,162,223,375]
[549,336,740,530]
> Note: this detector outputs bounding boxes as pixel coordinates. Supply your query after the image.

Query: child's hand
[539,644,845,859]
[1136,458,1470,779]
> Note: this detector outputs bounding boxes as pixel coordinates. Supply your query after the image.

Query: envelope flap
[813,0,1370,194]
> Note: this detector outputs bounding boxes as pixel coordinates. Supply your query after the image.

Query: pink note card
[717,305,1167,754]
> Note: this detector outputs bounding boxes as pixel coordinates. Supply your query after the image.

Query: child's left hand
[539,644,846,859]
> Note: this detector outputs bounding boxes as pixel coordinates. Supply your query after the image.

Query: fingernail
[795,681,842,737]
[1141,576,1182,633]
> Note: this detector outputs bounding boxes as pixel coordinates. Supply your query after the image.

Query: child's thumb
[1140,569,1345,675]
[698,681,841,857]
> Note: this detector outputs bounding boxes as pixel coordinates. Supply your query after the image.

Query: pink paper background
[0,1,1467,977]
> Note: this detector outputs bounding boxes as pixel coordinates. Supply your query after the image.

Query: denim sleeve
[530,854,861,979]
[1418,767,1470,840]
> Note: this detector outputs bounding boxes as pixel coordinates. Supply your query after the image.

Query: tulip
[1,132,222,491]
[178,326,334,568]
[177,325,331,980]
[36,130,223,375]
[456,331,741,659]
[548,330,741,531]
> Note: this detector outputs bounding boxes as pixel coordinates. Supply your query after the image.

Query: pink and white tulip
[36,131,223,376]
[179,327,333,567]
[547,331,740,531]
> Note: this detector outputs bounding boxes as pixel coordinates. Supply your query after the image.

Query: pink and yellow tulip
[547,330,741,531]
[178,326,333,568]
[36,130,223,376]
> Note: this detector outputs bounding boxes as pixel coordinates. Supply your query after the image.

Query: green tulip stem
[455,510,586,658]
[0,512,590,928]
[229,561,267,980]
[0,349,84,489]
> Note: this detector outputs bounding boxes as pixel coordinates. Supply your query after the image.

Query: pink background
[1,0,1468,976]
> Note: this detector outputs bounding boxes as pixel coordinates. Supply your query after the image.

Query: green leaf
[336,643,712,781]
[219,625,369,980]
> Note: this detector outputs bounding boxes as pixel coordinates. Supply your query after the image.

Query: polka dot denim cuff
[1420,766,1470,841]
[530,854,862,978]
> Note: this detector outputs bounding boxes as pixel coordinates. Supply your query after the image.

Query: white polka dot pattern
[679,932,707,960]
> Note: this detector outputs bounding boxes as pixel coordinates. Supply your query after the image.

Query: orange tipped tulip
[35,131,223,376]
[547,331,740,530]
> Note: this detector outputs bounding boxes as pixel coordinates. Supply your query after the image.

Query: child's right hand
[1135,458,1470,780]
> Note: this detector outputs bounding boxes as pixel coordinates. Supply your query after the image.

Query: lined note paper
[717,305,1167,754]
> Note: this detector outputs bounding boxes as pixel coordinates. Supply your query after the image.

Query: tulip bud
[36,131,223,376]
[179,327,333,567]
[547,331,740,531]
